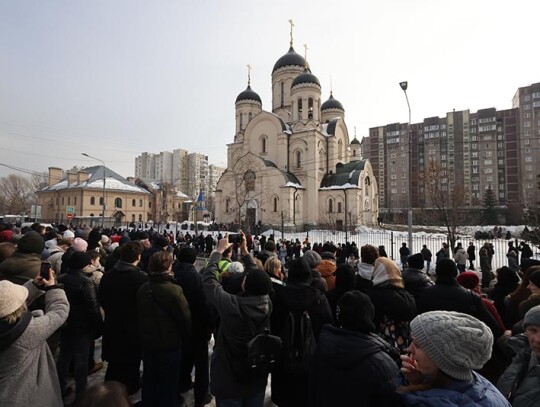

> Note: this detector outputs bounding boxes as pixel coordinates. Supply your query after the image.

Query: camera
[40,262,51,280]
[228,234,242,244]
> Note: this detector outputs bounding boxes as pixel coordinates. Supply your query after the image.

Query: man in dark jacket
[270,257,333,407]
[417,258,502,340]
[140,235,169,271]
[99,241,147,394]
[202,234,273,406]
[467,242,476,270]
[312,291,400,406]
[399,243,410,270]
[174,247,214,407]
[0,231,44,284]
[402,253,434,303]
[57,251,103,399]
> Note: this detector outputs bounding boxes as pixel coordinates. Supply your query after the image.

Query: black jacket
[401,267,434,303]
[417,278,502,339]
[57,269,102,335]
[270,281,333,407]
[99,260,148,362]
[312,324,400,407]
[367,285,417,326]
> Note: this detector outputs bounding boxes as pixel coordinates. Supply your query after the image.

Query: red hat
[456,271,480,290]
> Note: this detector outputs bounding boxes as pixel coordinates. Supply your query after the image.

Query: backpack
[279,310,317,376]
[229,310,282,383]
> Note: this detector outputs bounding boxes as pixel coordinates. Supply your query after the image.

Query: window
[328,198,333,213]
[337,202,342,213]
[239,113,243,130]
[280,82,284,106]
[298,98,303,117]
[149,202,152,208]
[99,197,104,206]
[225,198,230,213]
[273,197,278,212]
[114,198,122,208]
[139,199,143,207]
[248,112,252,121]
[132,214,136,222]
[261,136,267,153]
[139,214,143,222]
[308,98,314,119]
[132,199,136,207]
[296,150,302,168]
[525,156,533,162]
[90,196,95,205]
[68,197,71,205]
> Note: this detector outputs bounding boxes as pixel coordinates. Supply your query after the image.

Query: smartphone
[40,262,51,280]
[228,234,242,244]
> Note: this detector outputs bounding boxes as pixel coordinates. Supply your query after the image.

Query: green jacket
[136,274,191,352]
[497,335,540,407]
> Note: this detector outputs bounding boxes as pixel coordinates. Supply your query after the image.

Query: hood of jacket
[317,259,336,277]
[357,262,374,280]
[317,324,389,369]
[0,311,32,352]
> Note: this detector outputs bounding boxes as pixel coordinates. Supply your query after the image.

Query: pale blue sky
[1,0,538,178]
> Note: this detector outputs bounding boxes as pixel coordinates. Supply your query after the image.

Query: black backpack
[279,309,317,375]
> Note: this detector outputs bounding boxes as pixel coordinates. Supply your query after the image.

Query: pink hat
[71,237,88,252]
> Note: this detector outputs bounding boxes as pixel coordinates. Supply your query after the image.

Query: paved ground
[64,337,276,406]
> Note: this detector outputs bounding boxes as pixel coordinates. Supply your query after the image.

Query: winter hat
[287,258,312,283]
[71,237,88,252]
[244,268,272,296]
[139,231,150,240]
[63,230,75,239]
[101,235,110,245]
[520,258,540,272]
[334,264,356,290]
[119,236,131,246]
[0,280,29,318]
[228,261,245,274]
[496,266,520,286]
[264,240,277,253]
[17,231,45,255]
[336,290,375,334]
[82,226,92,240]
[74,228,84,238]
[177,247,196,264]
[410,311,493,381]
[456,271,480,290]
[529,270,540,289]
[321,251,336,261]
[155,236,169,248]
[523,304,540,328]
[372,257,404,288]
[303,250,322,268]
[68,251,92,270]
[407,253,424,270]
[436,258,458,279]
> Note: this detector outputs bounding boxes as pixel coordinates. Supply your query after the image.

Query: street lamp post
[399,81,413,251]
[82,153,106,228]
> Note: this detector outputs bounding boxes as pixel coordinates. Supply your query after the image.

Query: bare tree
[0,174,34,214]
[424,160,465,253]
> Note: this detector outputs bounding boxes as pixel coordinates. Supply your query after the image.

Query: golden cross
[288,19,294,47]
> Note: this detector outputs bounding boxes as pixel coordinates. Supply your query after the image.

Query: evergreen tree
[481,185,498,225]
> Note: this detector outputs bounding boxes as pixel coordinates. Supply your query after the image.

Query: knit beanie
[244,269,272,296]
[17,231,45,254]
[529,270,540,289]
[523,304,540,328]
[321,251,336,261]
[63,230,75,239]
[68,251,93,270]
[496,266,519,286]
[71,237,88,252]
[287,258,312,283]
[177,247,196,264]
[228,261,245,274]
[407,253,424,270]
[303,250,322,268]
[336,290,375,334]
[436,258,458,279]
[372,257,404,288]
[0,280,29,318]
[410,311,493,381]
[334,264,356,291]
[456,271,480,290]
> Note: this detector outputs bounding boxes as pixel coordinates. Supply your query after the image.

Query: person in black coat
[57,252,103,399]
[487,266,520,328]
[401,253,433,304]
[173,247,214,407]
[99,241,148,394]
[467,242,476,270]
[140,235,169,271]
[417,258,502,340]
[312,291,400,407]
[270,257,333,407]
[326,263,356,323]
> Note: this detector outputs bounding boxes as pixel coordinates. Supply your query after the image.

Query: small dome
[291,69,321,88]
[350,137,360,145]
[321,93,344,111]
[235,85,261,104]
[273,47,308,73]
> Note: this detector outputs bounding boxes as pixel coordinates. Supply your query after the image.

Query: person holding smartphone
[0,269,69,406]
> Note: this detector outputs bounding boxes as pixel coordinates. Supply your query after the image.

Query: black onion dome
[272,47,308,73]
[235,85,262,104]
[350,137,360,145]
[291,70,321,88]
[321,93,344,110]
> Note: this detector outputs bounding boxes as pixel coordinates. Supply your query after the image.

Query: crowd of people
[0,221,539,406]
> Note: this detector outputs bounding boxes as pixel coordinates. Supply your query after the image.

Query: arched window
[328,198,333,213]
[365,176,371,196]
[353,150,356,157]
[296,150,302,168]
[273,196,278,212]
[99,197,104,206]
[337,201,342,213]
[90,196,95,205]
[248,112,252,121]
[338,139,343,159]
[319,149,325,171]
[298,98,303,117]
[225,198,230,213]
[139,214,143,222]
[239,113,243,130]
[114,198,122,208]
[280,82,284,106]
[139,199,143,207]
[132,199,136,207]
[262,136,267,153]
[149,201,152,208]
[132,214,136,222]
[308,98,314,119]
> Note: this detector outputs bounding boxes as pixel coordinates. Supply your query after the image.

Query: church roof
[325,118,340,136]
[350,137,360,145]
[291,69,320,88]
[235,85,262,104]
[321,93,344,111]
[262,159,302,185]
[273,47,309,73]
[319,160,367,189]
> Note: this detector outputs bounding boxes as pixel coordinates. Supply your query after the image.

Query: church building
[215,30,378,231]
